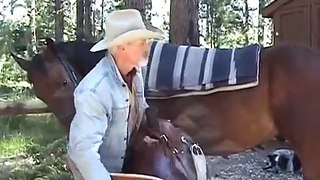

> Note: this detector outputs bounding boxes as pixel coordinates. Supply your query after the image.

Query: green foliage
[27,0,55,42]
[63,1,77,41]
[0,0,77,94]
[199,0,272,48]
[258,0,273,46]
[0,133,33,157]
[9,138,71,180]
[114,0,126,10]
[199,0,244,48]
[0,114,71,179]
[0,19,30,94]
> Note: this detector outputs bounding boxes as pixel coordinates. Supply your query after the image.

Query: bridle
[57,52,80,87]
[52,50,81,121]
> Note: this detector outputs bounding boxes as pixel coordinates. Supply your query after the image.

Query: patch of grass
[0,114,72,179]
[0,114,64,145]
[0,133,32,157]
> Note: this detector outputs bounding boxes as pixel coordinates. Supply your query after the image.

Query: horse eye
[63,80,68,86]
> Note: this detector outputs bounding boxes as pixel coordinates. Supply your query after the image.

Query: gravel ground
[1,148,303,180]
[207,148,303,180]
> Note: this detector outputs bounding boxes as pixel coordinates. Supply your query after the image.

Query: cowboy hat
[90,9,163,52]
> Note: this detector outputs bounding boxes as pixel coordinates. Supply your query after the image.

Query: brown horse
[10,37,320,180]
[123,107,206,180]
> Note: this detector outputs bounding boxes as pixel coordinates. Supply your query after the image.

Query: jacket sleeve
[68,89,111,180]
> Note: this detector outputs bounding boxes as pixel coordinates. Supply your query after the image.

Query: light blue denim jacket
[67,53,148,180]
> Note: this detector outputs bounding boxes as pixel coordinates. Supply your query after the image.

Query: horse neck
[56,41,99,73]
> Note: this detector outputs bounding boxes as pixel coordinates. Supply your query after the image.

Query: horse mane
[31,40,106,75]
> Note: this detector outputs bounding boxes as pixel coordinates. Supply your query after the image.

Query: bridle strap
[56,52,80,87]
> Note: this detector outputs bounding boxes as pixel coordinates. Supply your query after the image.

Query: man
[67,9,162,180]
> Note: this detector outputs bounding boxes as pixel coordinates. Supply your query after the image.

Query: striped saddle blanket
[143,41,261,98]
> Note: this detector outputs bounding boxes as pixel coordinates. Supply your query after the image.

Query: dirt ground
[206,148,303,180]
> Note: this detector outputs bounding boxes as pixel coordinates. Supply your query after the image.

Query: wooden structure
[0,99,49,115]
[262,0,320,50]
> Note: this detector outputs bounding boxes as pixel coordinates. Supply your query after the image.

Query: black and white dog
[263,148,302,174]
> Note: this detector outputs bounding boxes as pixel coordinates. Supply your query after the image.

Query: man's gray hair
[109,46,118,56]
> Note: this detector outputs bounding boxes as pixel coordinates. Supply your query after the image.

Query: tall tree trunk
[243,0,250,45]
[92,0,96,40]
[125,0,146,19]
[55,0,64,42]
[258,0,267,44]
[188,0,200,46]
[76,0,84,40]
[205,2,211,47]
[169,0,200,46]
[28,0,37,56]
[99,0,105,39]
[84,0,93,41]
[125,0,154,29]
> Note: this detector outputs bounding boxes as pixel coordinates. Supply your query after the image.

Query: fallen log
[0,99,49,115]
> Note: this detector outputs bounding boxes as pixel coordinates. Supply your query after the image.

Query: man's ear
[117,44,125,51]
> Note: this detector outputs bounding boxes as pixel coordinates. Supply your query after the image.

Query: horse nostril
[63,80,68,86]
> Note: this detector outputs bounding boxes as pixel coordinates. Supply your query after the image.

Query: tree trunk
[169,0,200,46]
[125,0,154,27]
[76,0,84,40]
[99,0,105,39]
[92,0,96,40]
[84,0,93,41]
[125,0,146,17]
[55,0,64,42]
[243,0,250,45]
[258,0,270,45]
[28,0,37,56]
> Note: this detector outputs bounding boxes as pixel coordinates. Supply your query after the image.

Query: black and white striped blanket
[143,41,261,97]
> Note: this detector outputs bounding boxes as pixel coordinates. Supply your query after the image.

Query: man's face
[123,39,149,67]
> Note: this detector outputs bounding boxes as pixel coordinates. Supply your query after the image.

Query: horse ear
[45,37,55,46]
[10,51,32,71]
[145,107,160,132]
[44,37,58,61]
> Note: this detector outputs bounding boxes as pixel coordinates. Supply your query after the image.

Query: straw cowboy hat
[90,9,163,52]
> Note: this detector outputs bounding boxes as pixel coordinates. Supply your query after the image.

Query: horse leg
[295,139,320,180]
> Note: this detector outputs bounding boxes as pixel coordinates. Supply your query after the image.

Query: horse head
[123,107,207,180]
[10,38,82,133]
